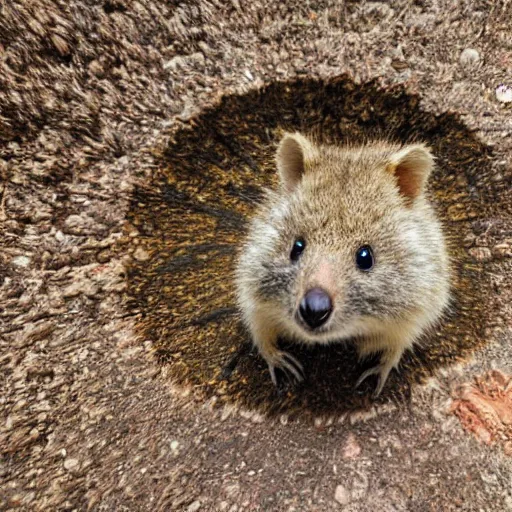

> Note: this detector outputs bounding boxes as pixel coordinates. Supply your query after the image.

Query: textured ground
[1,1,512,511]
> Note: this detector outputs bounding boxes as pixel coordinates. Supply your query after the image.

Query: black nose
[299,288,332,329]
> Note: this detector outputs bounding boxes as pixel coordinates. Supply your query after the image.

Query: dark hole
[126,76,508,418]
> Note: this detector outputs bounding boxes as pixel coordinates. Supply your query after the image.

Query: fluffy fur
[235,132,451,395]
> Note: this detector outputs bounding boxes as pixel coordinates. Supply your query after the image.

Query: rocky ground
[1,1,511,511]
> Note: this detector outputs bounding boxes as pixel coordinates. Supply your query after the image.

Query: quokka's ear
[276,132,319,193]
[386,144,435,203]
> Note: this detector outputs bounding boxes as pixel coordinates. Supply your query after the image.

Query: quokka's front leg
[248,308,304,385]
[355,333,412,396]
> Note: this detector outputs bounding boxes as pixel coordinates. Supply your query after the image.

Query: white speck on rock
[459,48,480,68]
[133,247,150,261]
[63,458,80,472]
[334,484,350,505]
[251,412,264,424]
[496,85,512,103]
[187,500,201,512]
[5,415,14,430]
[12,255,31,267]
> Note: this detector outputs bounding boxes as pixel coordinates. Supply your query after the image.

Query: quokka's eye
[290,238,306,262]
[356,245,374,271]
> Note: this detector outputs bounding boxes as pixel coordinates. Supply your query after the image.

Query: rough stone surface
[334,485,351,506]
[1,1,511,511]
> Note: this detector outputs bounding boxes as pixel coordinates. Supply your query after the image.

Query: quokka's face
[245,180,438,343]
[236,133,447,343]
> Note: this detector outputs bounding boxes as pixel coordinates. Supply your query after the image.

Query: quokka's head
[236,132,449,343]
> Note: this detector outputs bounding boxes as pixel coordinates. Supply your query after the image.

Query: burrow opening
[126,77,507,418]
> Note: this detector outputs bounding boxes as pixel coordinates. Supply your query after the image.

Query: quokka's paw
[355,363,393,397]
[264,350,304,386]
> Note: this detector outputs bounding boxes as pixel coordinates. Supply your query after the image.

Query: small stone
[251,412,264,424]
[164,55,186,71]
[342,433,361,459]
[247,470,255,476]
[187,500,201,512]
[5,415,14,430]
[334,484,350,505]
[496,85,512,104]
[468,247,492,262]
[459,48,480,68]
[133,247,150,262]
[63,458,80,472]
[12,255,31,267]
[170,440,179,451]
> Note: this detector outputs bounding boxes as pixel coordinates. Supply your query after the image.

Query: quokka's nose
[299,288,332,329]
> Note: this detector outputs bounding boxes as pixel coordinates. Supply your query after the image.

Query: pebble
[187,500,201,512]
[459,48,480,68]
[334,484,350,505]
[63,458,80,472]
[496,85,512,104]
[133,247,150,262]
[342,433,362,459]
[12,255,31,267]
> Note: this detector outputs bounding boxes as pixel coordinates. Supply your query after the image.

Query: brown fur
[236,133,451,395]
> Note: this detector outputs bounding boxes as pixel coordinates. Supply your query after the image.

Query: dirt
[1,1,512,511]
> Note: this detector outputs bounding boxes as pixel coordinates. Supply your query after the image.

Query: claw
[355,365,381,388]
[267,350,304,386]
[355,364,388,397]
